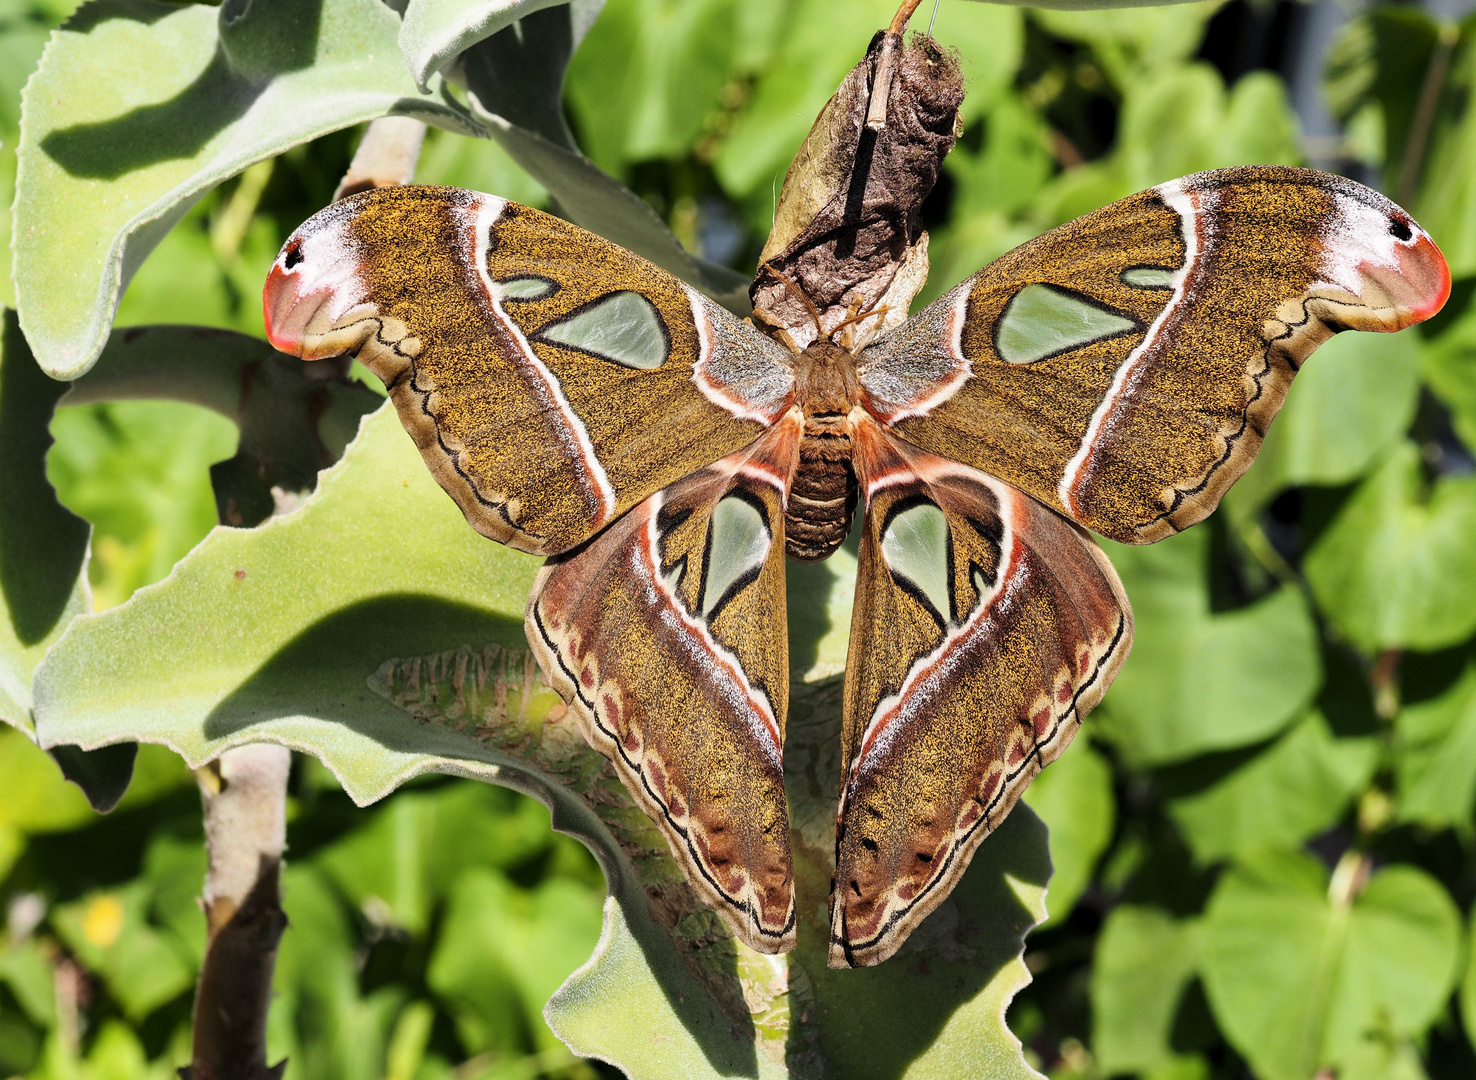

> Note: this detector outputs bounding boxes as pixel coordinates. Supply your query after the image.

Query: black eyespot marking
[850,880,862,897]
[915,852,933,864]
[1390,218,1413,242]
[860,837,879,852]
[284,245,303,269]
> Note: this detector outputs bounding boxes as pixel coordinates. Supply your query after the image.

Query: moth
[264,165,1449,967]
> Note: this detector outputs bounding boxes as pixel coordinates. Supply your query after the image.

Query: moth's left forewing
[858,166,1451,546]
[527,413,804,953]
[830,421,1131,968]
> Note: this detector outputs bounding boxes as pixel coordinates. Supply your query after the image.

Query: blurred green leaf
[1199,851,1462,1080]
[1,938,57,1028]
[1163,711,1378,864]
[1023,740,1115,926]
[13,0,477,380]
[1090,905,1199,1075]
[567,0,737,170]
[1226,329,1424,519]
[52,883,195,1021]
[1412,18,1476,278]
[1395,660,1476,828]
[1031,1,1221,85]
[271,863,406,1080]
[47,399,236,610]
[399,0,602,91]
[714,0,896,201]
[1306,440,1476,652]
[1420,278,1476,451]
[1095,528,1321,767]
[315,782,561,936]
[414,126,548,207]
[430,869,602,1057]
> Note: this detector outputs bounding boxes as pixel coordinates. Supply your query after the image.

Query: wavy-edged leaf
[34,402,1052,1078]
[0,309,88,736]
[14,0,478,381]
[1306,440,1476,652]
[399,0,603,92]
[1095,529,1321,767]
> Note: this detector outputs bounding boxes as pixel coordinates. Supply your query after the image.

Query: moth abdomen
[786,428,858,560]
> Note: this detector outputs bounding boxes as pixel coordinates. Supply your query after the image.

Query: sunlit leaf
[1090,906,1199,1076]
[1305,440,1476,652]
[1198,851,1462,1080]
[13,0,477,380]
[1095,528,1321,766]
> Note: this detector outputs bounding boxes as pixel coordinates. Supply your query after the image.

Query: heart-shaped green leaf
[1305,440,1476,652]
[14,0,478,381]
[1198,851,1462,1080]
[1094,528,1321,767]
[1162,711,1378,864]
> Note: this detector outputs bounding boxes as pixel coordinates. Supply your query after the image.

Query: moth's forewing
[264,186,796,556]
[859,166,1452,545]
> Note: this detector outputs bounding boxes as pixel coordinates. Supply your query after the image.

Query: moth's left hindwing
[831,420,1130,968]
[265,186,796,556]
[527,414,804,953]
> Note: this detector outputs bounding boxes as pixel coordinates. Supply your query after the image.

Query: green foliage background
[3,0,1476,1077]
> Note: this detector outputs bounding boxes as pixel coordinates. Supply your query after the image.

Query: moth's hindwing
[527,413,804,952]
[830,420,1131,968]
[858,165,1451,544]
[265,185,796,556]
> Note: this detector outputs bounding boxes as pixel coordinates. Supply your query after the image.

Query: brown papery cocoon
[752,32,963,351]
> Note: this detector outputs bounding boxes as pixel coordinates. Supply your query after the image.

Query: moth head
[263,198,371,359]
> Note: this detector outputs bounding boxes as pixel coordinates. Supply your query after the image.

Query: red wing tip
[1410,234,1453,324]
[262,263,305,356]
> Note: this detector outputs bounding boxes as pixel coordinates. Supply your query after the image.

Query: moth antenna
[764,263,826,343]
[831,305,892,337]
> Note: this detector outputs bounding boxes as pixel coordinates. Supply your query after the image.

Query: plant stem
[334,116,429,201]
[185,744,292,1080]
[1395,22,1458,208]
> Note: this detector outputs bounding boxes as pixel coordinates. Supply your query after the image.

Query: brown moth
[263,42,1451,970]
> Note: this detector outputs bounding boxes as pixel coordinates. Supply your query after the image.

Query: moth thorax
[788,342,861,562]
